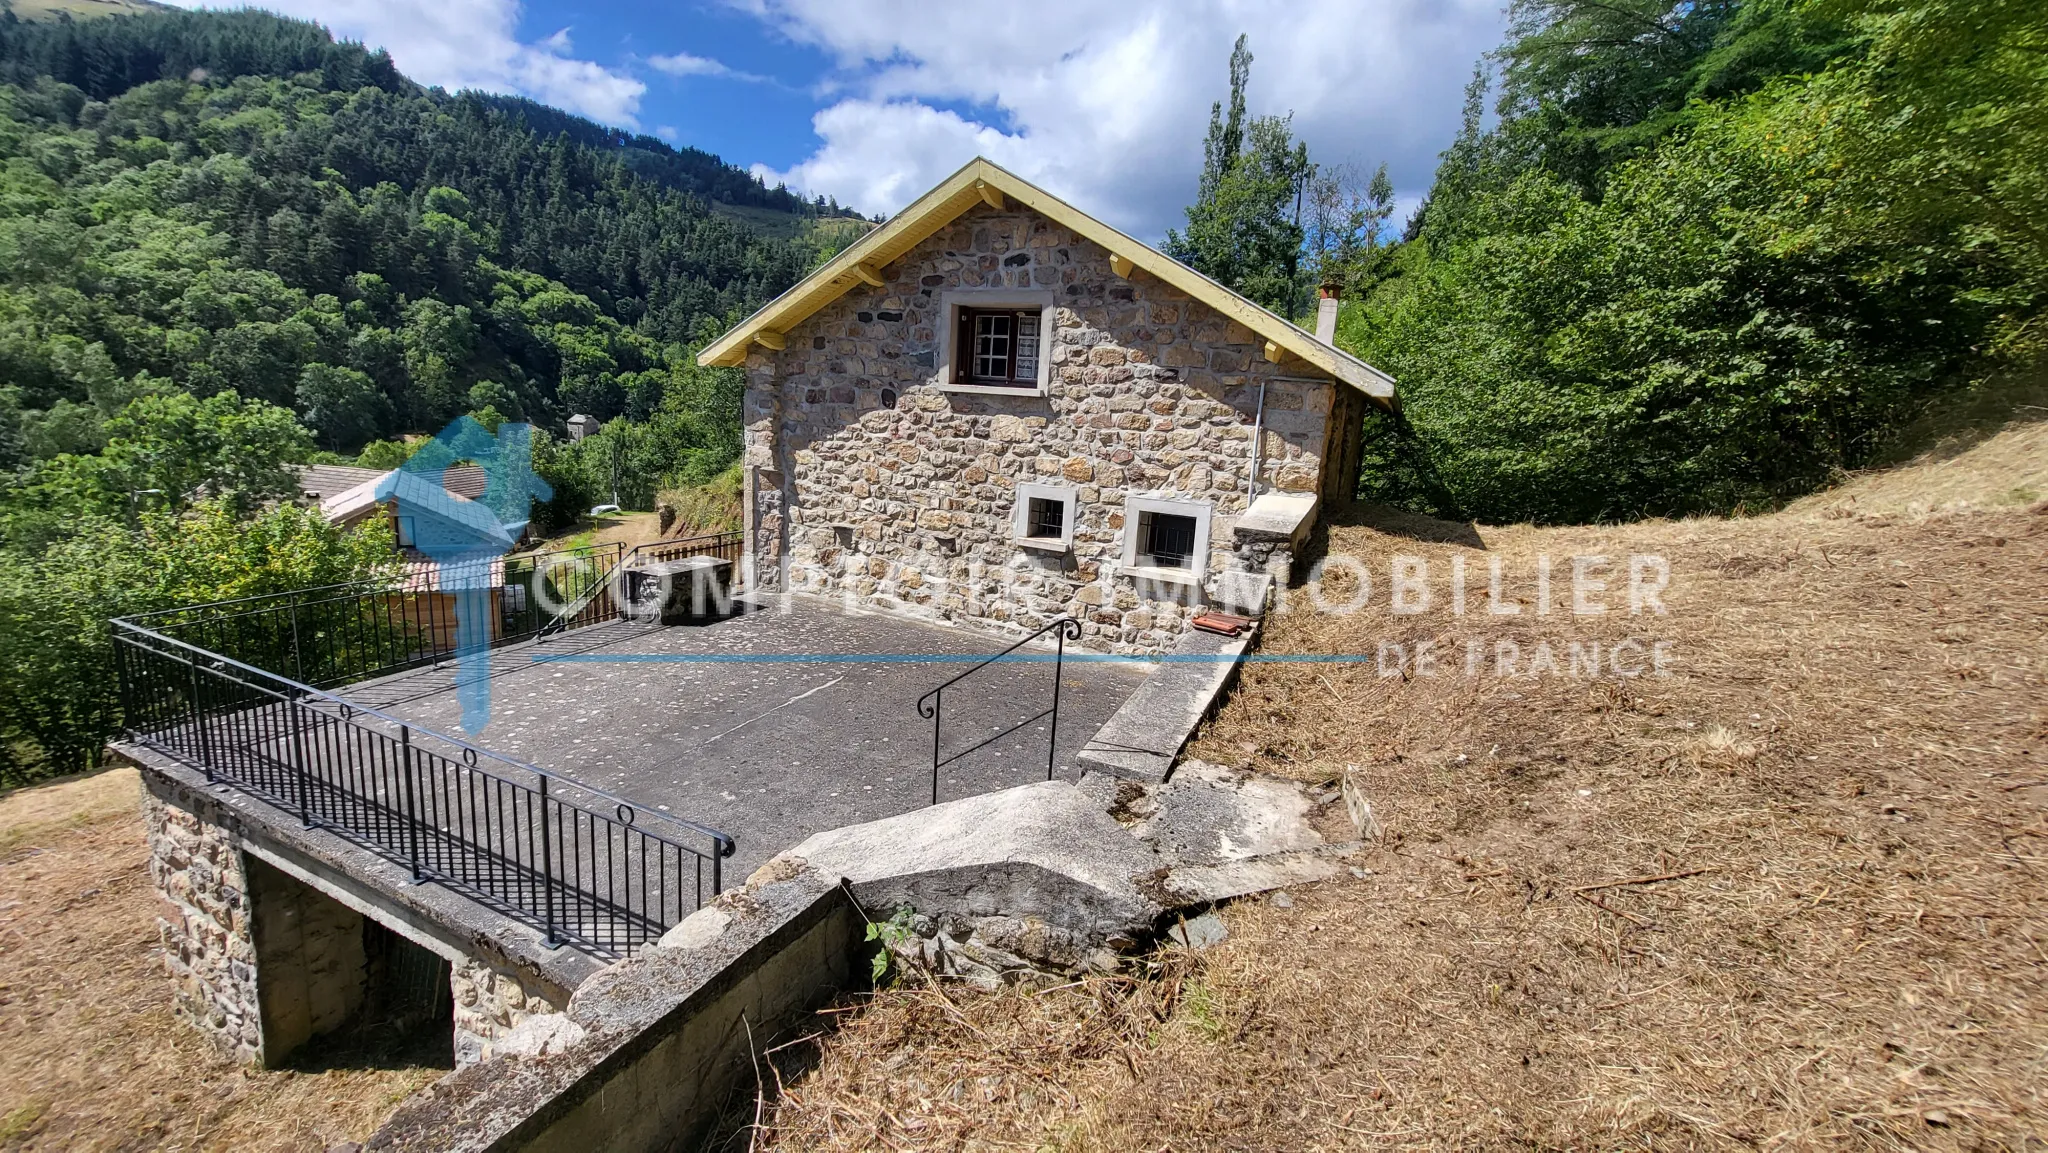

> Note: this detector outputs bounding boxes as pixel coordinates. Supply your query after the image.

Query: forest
[0,6,853,781]
[1172,0,2045,523]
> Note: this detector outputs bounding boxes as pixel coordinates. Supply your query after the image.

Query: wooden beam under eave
[976,181,1005,210]
[1263,340,1285,364]
[852,262,886,288]
[754,331,787,351]
[1110,254,1136,279]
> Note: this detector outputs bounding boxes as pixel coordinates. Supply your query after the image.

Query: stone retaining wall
[140,765,577,1069]
[452,956,563,1065]
[148,792,263,1063]
[369,869,862,1152]
[744,202,1341,655]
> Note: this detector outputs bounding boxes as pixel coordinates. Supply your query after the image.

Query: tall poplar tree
[1165,35,1314,312]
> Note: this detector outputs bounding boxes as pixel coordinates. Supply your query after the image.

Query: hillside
[0,5,836,779]
[0,0,172,20]
[746,413,2048,1148]
[0,5,835,463]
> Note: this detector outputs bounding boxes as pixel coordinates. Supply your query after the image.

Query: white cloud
[736,0,1506,239]
[648,51,769,83]
[164,0,648,127]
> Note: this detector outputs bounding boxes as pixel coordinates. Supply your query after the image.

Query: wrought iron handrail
[915,616,1083,805]
[111,571,736,959]
[116,544,618,628]
[115,621,733,850]
[125,544,628,691]
[535,542,626,639]
[621,530,745,570]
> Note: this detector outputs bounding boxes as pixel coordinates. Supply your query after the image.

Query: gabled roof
[297,462,487,503]
[292,463,386,501]
[320,468,522,550]
[698,157,1395,404]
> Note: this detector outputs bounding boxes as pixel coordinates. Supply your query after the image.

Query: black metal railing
[915,616,1082,805]
[111,544,736,959]
[533,543,627,639]
[112,624,733,958]
[622,530,744,571]
[119,544,629,692]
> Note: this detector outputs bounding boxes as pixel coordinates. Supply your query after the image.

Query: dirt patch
[742,427,2048,1149]
[0,770,439,1151]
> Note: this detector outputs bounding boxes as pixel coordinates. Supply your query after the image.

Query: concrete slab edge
[1074,621,1259,782]
[368,869,859,1153]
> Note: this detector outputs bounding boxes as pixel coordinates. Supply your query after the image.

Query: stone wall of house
[148,793,264,1063]
[742,203,1337,654]
[451,956,563,1065]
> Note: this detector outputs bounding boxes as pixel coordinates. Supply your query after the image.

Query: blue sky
[169,1,1509,241]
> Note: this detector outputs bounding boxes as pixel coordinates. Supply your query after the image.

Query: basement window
[1119,495,1212,585]
[1012,483,1077,552]
[1138,512,1197,568]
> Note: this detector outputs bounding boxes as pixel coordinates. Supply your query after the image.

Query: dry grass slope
[0,770,440,1151]
[745,418,2048,1150]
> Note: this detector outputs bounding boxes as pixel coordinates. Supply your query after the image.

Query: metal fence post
[186,656,215,784]
[538,774,557,946]
[1047,625,1066,782]
[929,689,942,806]
[400,725,422,882]
[288,590,304,686]
[288,696,312,828]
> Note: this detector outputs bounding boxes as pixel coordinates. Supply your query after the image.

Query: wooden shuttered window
[954,307,1042,386]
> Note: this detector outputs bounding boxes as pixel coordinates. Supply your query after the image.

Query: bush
[1350,99,1989,522]
[0,503,393,785]
[655,466,743,538]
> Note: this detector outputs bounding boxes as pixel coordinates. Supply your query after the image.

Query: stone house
[699,158,1397,655]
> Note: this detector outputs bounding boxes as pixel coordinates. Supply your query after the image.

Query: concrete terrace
[345,595,1152,880]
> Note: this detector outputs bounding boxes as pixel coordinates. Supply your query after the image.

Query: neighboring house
[295,463,497,552]
[699,157,1398,655]
[290,463,387,504]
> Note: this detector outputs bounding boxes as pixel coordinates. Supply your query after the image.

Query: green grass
[2,0,173,20]
[0,1099,47,1142]
[710,201,873,245]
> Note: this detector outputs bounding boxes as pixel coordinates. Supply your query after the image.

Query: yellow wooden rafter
[697,158,1395,403]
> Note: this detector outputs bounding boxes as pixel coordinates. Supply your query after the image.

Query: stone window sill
[935,380,1048,398]
[1015,536,1068,554]
[1118,564,1204,588]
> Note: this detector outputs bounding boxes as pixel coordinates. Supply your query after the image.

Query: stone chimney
[1314,280,1342,344]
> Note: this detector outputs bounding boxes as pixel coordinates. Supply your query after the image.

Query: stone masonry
[148,792,264,1063]
[247,855,367,1062]
[744,203,1341,655]
[147,785,566,1068]
[451,955,562,1065]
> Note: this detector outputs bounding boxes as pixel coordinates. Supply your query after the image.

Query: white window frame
[934,288,1055,396]
[1012,482,1077,552]
[1119,494,1212,586]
